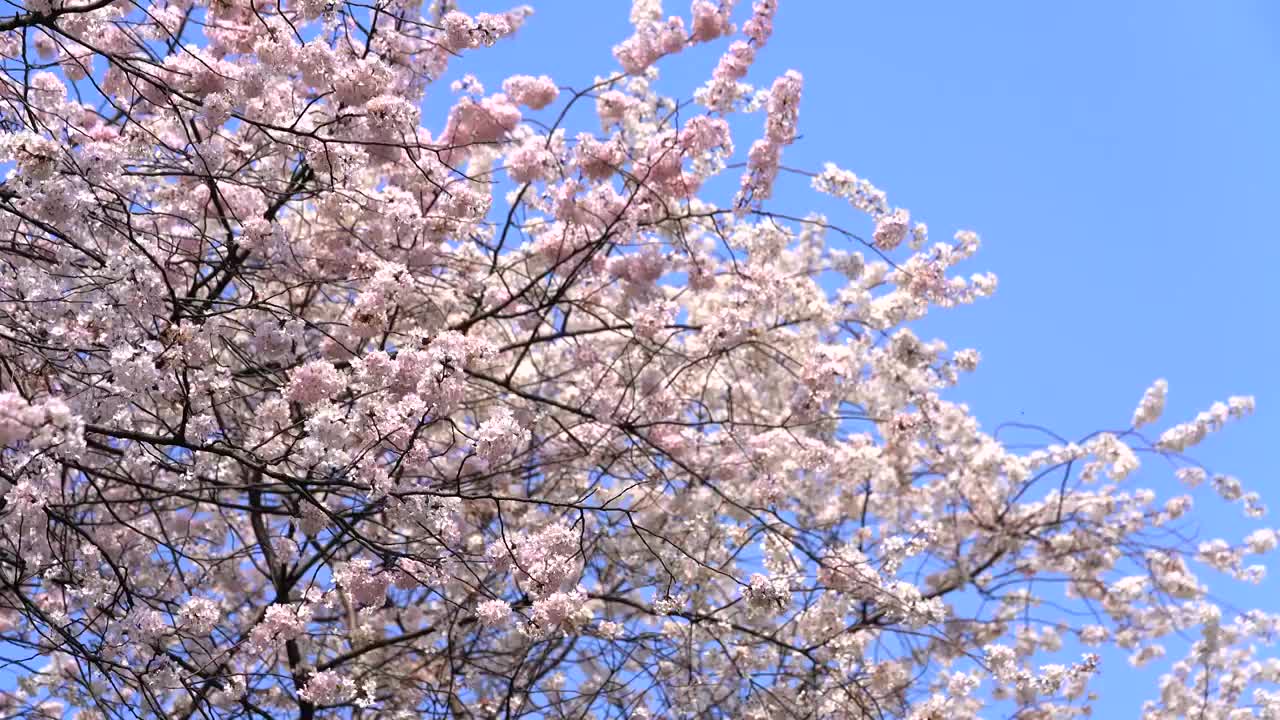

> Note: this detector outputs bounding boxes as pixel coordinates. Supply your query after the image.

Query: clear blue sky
[444,0,1280,714]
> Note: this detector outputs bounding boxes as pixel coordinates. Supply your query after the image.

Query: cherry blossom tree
[0,0,1273,718]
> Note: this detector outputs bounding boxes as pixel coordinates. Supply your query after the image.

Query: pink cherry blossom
[178,597,221,635]
[249,604,313,651]
[334,559,391,607]
[0,392,44,447]
[873,208,911,251]
[477,598,513,627]
[284,360,345,405]
[472,407,529,464]
[502,74,559,109]
[298,670,356,705]
[613,16,689,74]
[690,0,733,41]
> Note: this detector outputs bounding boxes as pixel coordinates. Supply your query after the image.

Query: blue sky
[439,0,1280,714]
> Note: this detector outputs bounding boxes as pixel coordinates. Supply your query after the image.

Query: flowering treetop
[0,0,1272,718]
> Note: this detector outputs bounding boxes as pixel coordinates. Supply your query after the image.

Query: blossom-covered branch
[0,0,1271,719]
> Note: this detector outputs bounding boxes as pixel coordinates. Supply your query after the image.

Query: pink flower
[596,90,637,128]
[249,604,312,651]
[178,597,221,634]
[743,573,789,614]
[472,408,529,464]
[575,134,626,180]
[298,670,355,705]
[614,17,689,74]
[441,11,522,51]
[502,75,559,110]
[394,557,440,589]
[284,360,345,406]
[713,40,756,83]
[633,300,677,340]
[426,331,497,369]
[0,393,76,448]
[506,138,558,183]
[873,208,911,251]
[130,609,170,640]
[767,72,802,134]
[699,0,777,111]
[0,393,42,447]
[365,94,420,131]
[477,599,512,628]
[332,57,393,106]
[529,587,587,630]
[334,559,391,607]
[690,0,732,42]
[737,72,803,207]
[441,94,522,150]
[678,116,732,155]
[491,523,580,595]
[441,11,478,49]
[606,247,667,285]
[743,0,777,46]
